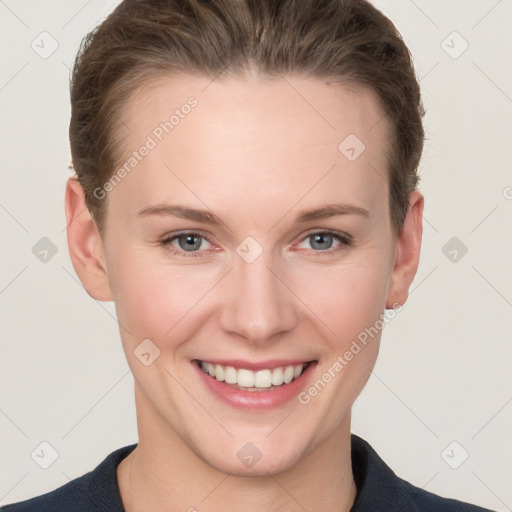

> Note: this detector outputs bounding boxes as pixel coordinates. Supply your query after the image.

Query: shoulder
[1,478,89,512]
[0,444,136,512]
[350,434,496,512]
[391,468,495,512]
[400,479,495,512]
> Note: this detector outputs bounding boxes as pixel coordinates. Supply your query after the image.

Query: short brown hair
[69,0,424,239]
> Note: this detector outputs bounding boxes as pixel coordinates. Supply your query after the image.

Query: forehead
[121,72,388,148]
[109,73,390,223]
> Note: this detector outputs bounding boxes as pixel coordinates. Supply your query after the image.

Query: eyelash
[159,230,352,258]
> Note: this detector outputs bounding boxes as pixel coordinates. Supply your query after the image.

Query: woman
[1,0,498,510]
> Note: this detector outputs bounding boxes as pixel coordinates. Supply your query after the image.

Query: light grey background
[1,0,511,510]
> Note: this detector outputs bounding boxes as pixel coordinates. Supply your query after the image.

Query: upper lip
[194,358,316,371]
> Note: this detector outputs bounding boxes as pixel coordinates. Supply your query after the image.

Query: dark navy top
[1,434,495,511]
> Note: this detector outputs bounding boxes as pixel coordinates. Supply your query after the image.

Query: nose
[218,248,298,344]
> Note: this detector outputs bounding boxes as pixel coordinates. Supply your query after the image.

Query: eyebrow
[136,203,369,225]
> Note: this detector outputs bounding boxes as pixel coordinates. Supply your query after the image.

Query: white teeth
[271,367,284,385]
[214,364,224,381]
[224,365,237,384]
[254,369,272,388]
[283,365,294,384]
[199,361,306,389]
[237,368,255,387]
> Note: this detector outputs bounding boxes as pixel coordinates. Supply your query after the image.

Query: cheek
[108,247,219,346]
[108,235,393,356]
[291,255,391,343]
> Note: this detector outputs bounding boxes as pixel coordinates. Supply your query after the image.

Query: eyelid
[291,229,353,252]
[159,228,352,257]
[299,228,352,242]
[159,230,217,257]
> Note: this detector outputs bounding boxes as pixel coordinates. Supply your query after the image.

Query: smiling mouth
[196,360,314,391]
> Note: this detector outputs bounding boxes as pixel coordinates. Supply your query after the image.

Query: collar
[350,433,420,511]
[86,434,420,512]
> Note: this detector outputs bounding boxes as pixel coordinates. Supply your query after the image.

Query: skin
[65,73,423,512]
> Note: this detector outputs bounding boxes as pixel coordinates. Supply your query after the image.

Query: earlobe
[64,177,113,302]
[385,190,424,309]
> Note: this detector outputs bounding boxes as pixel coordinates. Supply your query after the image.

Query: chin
[208,454,299,477]
[196,437,307,477]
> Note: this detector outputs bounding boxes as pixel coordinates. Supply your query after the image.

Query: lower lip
[194,361,317,410]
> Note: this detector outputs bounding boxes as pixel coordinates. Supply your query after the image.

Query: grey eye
[309,233,334,250]
[177,234,203,251]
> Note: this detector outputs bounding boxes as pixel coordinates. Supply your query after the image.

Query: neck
[118,386,357,512]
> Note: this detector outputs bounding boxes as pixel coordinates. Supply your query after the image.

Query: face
[71,73,421,476]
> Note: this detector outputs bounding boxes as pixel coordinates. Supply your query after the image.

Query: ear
[385,190,424,309]
[64,176,113,302]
